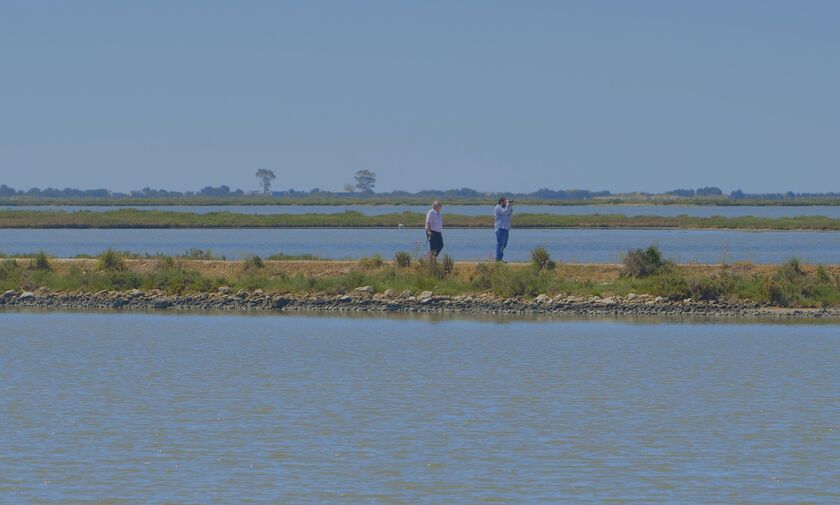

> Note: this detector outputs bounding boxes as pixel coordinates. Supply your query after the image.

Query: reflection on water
[2,227,840,263]
[1,312,837,503]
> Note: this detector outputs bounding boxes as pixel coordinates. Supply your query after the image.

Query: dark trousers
[495,228,509,261]
[428,231,443,257]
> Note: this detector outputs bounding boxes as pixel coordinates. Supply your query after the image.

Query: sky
[2,1,839,194]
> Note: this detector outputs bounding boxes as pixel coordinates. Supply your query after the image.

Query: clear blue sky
[2,1,838,194]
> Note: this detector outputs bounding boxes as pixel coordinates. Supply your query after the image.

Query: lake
[2,227,840,263]
[0,311,837,503]
[5,203,840,218]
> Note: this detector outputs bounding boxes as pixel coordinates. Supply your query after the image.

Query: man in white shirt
[425,200,444,257]
[494,197,513,261]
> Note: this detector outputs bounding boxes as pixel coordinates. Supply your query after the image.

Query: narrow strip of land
[2,256,839,311]
[4,209,840,230]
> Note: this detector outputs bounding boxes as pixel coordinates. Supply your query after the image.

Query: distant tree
[0,184,15,197]
[199,185,231,197]
[730,189,746,200]
[696,186,723,197]
[255,169,276,194]
[343,184,355,193]
[354,170,376,193]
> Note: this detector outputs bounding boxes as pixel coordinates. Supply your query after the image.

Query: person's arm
[425,210,432,235]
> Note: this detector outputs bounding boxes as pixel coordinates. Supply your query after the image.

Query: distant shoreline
[4,197,840,207]
[4,209,840,230]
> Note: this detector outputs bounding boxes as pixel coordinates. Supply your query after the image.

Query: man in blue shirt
[494,197,513,261]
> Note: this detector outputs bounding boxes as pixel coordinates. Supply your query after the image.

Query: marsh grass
[29,251,52,272]
[97,249,126,271]
[394,251,412,268]
[243,255,265,272]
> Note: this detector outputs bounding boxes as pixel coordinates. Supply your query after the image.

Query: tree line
[2,175,839,202]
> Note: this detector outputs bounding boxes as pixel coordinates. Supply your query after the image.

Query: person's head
[432,200,441,212]
[498,197,507,206]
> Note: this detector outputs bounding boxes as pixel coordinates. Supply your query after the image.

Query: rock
[253,288,264,295]
[383,289,396,298]
[654,296,666,303]
[535,294,550,304]
[418,291,433,300]
[1,290,15,299]
[354,285,375,294]
[338,295,352,302]
[627,293,637,301]
[218,286,232,295]
[271,297,291,309]
[127,289,144,298]
[236,289,249,298]
[600,297,617,305]
[399,289,413,298]
[18,291,35,300]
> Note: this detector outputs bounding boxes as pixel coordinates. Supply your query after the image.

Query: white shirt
[425,208,443,232]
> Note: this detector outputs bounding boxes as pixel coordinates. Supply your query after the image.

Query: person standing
[425,200,444,257]
[494,197,513,261]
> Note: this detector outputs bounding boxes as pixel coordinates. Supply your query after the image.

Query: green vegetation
[98,249,127,271]
[530,247,556,271]
[265,252,327,261]
[5,208,840,230]
[30,251,52,272]
[243,255,265,271]
[357,254,385,270]
[621,246,674,277]
[2,248,840,308]
[394,251,412,268]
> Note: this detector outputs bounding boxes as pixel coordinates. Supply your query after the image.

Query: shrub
[416,255,444,279]
[776,257,804,283]
[155,255,177,270]
[622,245,671,278]
[358,254,384,270]
[180,248,221,260]
[687,274,734,301]
[30,251,52,272]
[441,254,455,277]
[530,247,556,271]
[394,251,412,268]
[243,255,265,271]
[652,270,691,299]
[98,249,126,271]
[764,278,793,307]
[816,265,831,283]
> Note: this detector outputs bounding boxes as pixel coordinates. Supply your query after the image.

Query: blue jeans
[495,228,509,261]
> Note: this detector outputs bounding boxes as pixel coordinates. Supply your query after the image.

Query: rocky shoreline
[2,286,839,319]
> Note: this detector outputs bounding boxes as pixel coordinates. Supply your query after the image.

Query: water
[2,227,840,263]
[0,311,837,503]
[5,203,840,217]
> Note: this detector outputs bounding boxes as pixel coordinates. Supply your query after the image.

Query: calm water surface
[5,204,840,217]
[0,312,837,503]
[2,227,840,263]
